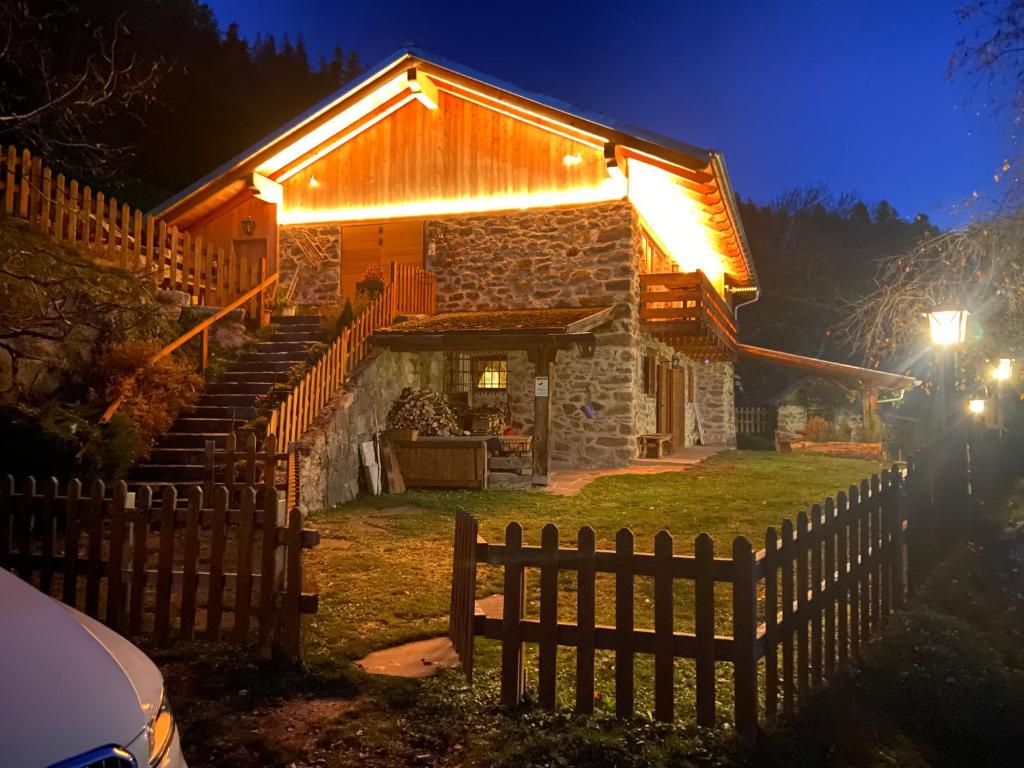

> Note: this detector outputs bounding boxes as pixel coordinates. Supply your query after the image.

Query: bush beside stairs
[128,315,325,501]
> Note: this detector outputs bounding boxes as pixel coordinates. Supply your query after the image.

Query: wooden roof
[150,48,757,289]
[738,344,919,390]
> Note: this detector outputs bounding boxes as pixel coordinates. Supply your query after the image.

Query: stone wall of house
[295,349,444,511]
[279,224,341,307]
[426,202,642,467]
[776,404,807,439]
[694,361,736,447]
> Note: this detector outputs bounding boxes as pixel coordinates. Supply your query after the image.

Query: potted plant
[271,290,296,317]
[355,262,386,299]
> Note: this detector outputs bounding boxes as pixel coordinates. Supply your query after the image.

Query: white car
[0,568,187,767]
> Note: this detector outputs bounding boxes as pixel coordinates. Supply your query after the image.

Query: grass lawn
[303,449,887,720]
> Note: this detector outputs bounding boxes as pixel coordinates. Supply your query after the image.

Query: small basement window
[473,356,508,390]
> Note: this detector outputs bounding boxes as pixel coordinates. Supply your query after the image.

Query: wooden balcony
[639,271,737,360]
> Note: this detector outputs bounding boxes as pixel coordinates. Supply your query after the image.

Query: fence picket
[179,488,202,640]
[84,479,104,616]
[810,504,823,689]
[848,485,861,661]
[154,486,177,641]
[836,491,850,667]
[206,487,229,640]
[500,522,526,707]
[695,532,716,726]
[762,527,778,724]
[106,482,128,632]
[653,530,674,722]
[39,477,57,595]
[780,518,795,717]
[128,487,152,635]
[614,528,634,718]
[16,477,35,581]
[576,526,596,714]
[859,479,872,645]
[732,537,758,738]
[823,497,837,680]
[538,523,559,709]
[61,479,82,606]
[795,510,809,705]
[234,487,257,641]
[281,508,303,658]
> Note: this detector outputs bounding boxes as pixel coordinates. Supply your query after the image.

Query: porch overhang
[737,343,919,391]
[370,305,617,486]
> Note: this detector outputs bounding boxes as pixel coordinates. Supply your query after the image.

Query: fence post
[732,536,758,738]
[614,528,635,718]
[890,466,905,609]
[695,532,717,727]
[538,523,559,709]
[280,507,303,659]
[500,522,526,708]
[576,526,597,714]
[653,530,675,723]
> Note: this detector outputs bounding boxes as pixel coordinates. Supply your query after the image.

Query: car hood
[0,569,164,767]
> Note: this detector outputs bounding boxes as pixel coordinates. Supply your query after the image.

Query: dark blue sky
[207,0,1008,228]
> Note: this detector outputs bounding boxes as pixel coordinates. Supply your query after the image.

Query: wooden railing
[0,145,262,307]
[100,267,279,423]
[1,475,319,659]
[266,264,435,452]
[639,270,737,357]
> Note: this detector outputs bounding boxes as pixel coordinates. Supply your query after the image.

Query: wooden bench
[637,433,673,459]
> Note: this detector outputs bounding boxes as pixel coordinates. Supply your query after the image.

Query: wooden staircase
[128,316,325,499]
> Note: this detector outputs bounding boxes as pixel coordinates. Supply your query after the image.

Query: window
[642,352,658,396]
[473,356,508,390]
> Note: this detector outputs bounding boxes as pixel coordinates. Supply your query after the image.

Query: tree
[0,0,161,179]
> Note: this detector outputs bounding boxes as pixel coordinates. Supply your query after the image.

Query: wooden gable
[279,90,609,221]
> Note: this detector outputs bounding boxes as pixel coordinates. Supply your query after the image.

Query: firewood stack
[387,387,462,436]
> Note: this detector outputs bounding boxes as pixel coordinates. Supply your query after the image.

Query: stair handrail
[100,265,279,424]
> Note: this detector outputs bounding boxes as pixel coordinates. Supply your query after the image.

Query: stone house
[150,48,761,492]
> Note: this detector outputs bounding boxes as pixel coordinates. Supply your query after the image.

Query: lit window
[473,356,508,390]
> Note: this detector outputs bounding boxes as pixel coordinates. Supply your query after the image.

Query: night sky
[207,0,1008,228]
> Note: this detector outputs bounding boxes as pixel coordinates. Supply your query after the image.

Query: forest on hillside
[0,0,948,399]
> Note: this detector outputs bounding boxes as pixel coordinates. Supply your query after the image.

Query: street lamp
[993,358,1013,381]
[927,307,970,346]
[969,398,986,415]
[926,305,969,433]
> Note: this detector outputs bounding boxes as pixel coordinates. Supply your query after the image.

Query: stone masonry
[279,224,341,307]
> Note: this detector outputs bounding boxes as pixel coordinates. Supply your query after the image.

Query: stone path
[546,446,724,496]
[355,595,505,679]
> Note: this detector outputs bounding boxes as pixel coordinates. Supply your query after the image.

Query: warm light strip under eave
[275,92,418,183]
[278,180,627,226]
[257,72,411,176]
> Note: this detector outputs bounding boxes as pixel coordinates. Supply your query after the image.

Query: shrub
[803,415,830,442]
[98,339,201,459]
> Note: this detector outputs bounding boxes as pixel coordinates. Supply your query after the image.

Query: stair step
[240,350,308,363]
[156,433,231,449]
[274,315,323,326]
[219,370,290,384]
[170,417,238,433]
[129,464,206,482]
[195,393,258,407]
[255,341,312,354]
[206,381,276,395]
[148,447,207,465]
[227,359,296,373]
[268,331,323,342]
[186,404,257,420]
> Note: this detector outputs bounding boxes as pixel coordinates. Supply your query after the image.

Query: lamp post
[926,306,969,433]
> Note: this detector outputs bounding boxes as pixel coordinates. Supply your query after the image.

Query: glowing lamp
[993,358,1013,381]
[308,175,320,188]
[968,399,986,415]
[562,153,582,167]
[926,306,969,346]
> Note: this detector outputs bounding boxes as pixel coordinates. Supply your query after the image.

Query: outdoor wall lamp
[240,216,256,236]
[969,398,986,415]
[671,355,681,369]
[993,358,1013,381]
[926,306,970,346]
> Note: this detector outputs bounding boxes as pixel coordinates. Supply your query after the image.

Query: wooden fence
[0,144,264,308]
[737,406,775,436]
[266,264,436,452]
[204,432,300,511]
[449,429,1010,736]
[0,475,319,659]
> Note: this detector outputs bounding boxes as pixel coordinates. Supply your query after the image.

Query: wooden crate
[392,437,489,489]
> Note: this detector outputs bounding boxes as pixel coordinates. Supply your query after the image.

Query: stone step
[155,433,231,449]
[195,393,258,408]
[206,381,275,395]
[147,447,206,465]
[487,472,534,490]
[267,330,324,343]
[226,359,296,373]
[170,417,238,433]
[186,404,257,420]
[129,464,206,482]
[274,315,323,327]
[218,370,290,384]
[239,350,307,363]
[256,341,311,354]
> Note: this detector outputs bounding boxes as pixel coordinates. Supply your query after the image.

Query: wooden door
[232,238,267,314]
[656,364,670,433]
[339,220,424,300]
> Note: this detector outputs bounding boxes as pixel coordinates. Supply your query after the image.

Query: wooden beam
[371,331,596,352]
[408,68,439,109]
[528,343,557,485]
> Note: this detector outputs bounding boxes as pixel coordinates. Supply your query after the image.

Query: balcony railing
[639,270,737,359]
